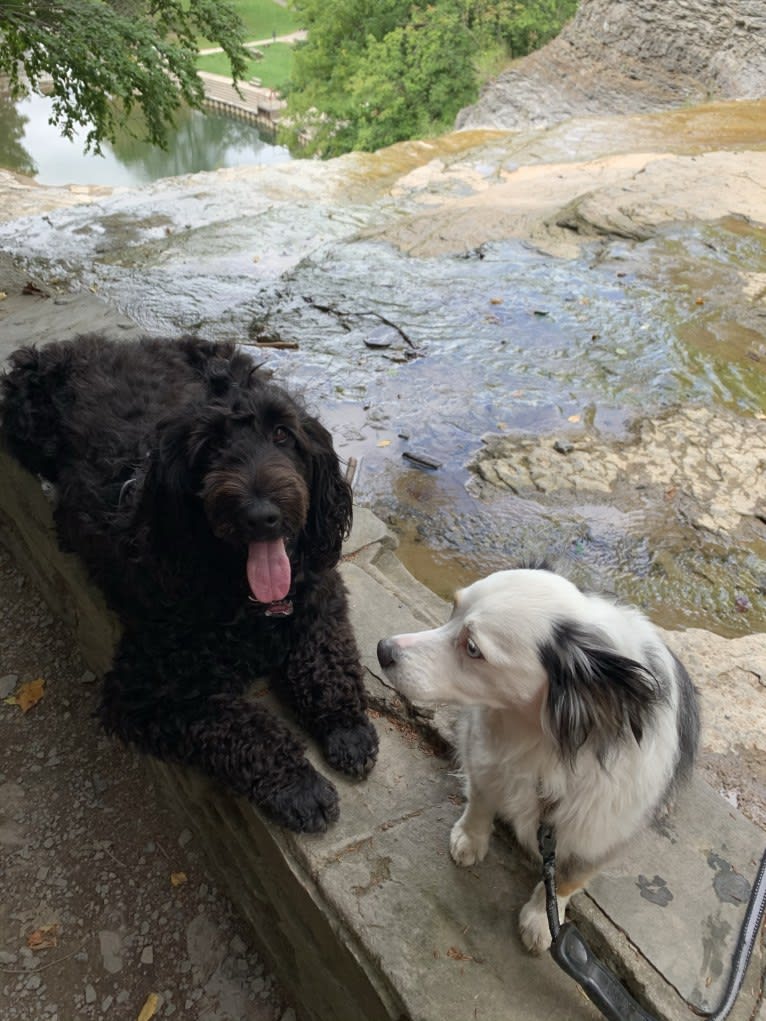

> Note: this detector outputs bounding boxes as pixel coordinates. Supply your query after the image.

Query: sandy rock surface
[470,405,766,535]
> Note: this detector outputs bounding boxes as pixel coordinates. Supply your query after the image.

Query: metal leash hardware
[536,822,766,1021]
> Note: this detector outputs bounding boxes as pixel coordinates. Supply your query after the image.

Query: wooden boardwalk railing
[198,72,285,130]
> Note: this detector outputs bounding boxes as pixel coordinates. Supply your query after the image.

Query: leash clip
[537,821,557,866]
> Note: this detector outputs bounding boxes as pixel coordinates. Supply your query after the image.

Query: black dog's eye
[272,425,292,445]
[465,637,483,660]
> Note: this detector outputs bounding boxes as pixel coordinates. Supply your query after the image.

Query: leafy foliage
[0,0,250,152]
[284,0,578,156]
[350,6,476,153]
[465,0,579,57]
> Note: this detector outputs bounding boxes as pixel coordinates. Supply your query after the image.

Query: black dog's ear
[138,404,227,546]
[1,343,74,479]
[151,405,227,494]
[541,620,662,766]
[300,413,352,572]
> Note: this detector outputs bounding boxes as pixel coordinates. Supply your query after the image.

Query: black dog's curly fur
[1,333,378,832]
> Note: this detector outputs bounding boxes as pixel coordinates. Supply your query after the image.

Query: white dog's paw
[449,820,490,866]
[518,882,573,954]
[518,896,553,955]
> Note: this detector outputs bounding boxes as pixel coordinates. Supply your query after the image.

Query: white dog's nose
[376,638,397,669]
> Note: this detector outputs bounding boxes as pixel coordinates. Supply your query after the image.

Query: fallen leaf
[567,414,581,424]
[170,871,187,887]
[6,677,45,713]
[695,297,705,305]
[447,945,474,962]
[27,923,59,950]
[376,439,391,448]
[22,281,48,296]
[137,993,161,1021]
[490,297,503,305]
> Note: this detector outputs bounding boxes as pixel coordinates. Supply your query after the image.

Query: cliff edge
[456,0,766,130]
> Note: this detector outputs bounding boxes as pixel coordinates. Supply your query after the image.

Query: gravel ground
[0,541,293,1021]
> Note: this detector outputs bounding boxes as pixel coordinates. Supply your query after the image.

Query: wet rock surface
[471,405,766,532]
[0,169,116,224]
[1,100,766,639]
[0,544,291,1021]
[467,404,766,633]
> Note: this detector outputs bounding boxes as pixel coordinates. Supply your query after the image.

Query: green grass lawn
[197,41,294,92]
[198,0,300,48]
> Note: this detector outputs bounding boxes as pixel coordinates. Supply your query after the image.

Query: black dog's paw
[322,717,379,778]
[258,766,339,833]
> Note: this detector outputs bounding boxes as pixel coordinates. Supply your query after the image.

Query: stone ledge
[1,445,764,1021]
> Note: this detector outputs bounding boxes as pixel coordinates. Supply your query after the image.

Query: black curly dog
[1,334,378,832]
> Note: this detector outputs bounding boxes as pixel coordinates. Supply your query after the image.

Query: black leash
[538,822,766,1021]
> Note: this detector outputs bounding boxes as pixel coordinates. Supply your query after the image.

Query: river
[0,92,290,187]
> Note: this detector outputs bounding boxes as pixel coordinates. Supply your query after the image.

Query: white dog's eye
[465,637,483,659]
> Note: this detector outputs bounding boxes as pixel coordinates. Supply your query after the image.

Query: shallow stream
[1,102,765,636]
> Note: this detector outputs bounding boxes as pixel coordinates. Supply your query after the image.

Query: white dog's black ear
[540,621,662,765]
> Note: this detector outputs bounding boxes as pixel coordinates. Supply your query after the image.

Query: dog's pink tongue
[247,539,291,603]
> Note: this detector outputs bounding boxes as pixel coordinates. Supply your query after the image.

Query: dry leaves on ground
[137,992,161,1021]
[5,677,45,713]
[26,924,59,950]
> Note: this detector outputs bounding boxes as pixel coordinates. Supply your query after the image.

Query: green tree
[285,0,411,154]
[285,0,475,156]
[0,0,249,152]
[285,0,577,157]
[469,0,578,57]
[350,6,476,153]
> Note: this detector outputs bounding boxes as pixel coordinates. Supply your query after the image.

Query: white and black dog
[377,567,699,953]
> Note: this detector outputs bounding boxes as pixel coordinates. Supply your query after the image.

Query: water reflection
[0,91,36,176]
[0,91,291,187]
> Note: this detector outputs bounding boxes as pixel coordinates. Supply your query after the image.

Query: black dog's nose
[377,638,397,669]
[245,498,282,537]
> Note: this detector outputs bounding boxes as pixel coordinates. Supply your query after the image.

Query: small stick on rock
[402,451,442,470]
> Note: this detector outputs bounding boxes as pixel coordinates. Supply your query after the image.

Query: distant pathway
[198,30,307,57]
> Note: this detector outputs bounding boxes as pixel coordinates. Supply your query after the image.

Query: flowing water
[1,101,764,636]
